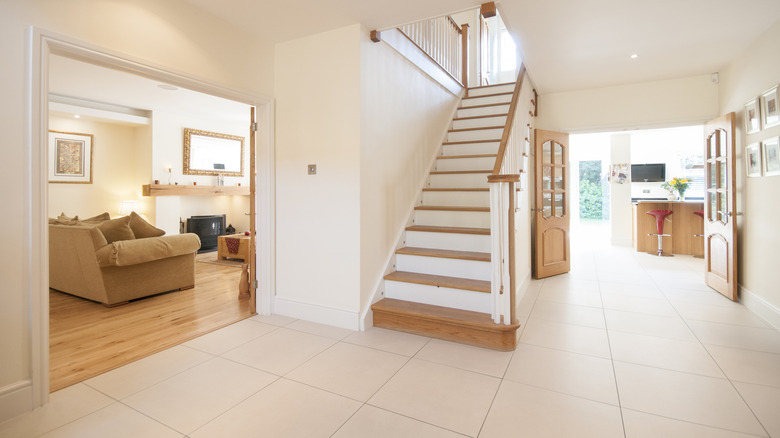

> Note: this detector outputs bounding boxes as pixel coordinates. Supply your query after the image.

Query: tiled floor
[3,227,780,437]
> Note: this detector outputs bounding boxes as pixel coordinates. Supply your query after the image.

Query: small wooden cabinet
[217,235,251,262]
[632,201,704,256]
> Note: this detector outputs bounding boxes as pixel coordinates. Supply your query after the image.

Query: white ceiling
[181,0,780,94]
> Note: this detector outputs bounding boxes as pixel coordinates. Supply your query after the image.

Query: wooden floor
[49,254,250,392]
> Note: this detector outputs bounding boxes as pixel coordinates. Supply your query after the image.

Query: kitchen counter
[632,201,704,256]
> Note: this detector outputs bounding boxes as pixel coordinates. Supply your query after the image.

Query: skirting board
[274,297,360,331]
[0,380,33,423]
[740,285,780,330]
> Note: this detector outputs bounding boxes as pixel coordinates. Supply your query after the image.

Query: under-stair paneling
[405,229,491,253]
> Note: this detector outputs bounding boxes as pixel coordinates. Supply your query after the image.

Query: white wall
[48,116,152,220]
[0,0,273,420]
[537,75,719,133]
[274,25,362,327]
[610,134,633,246]
[718,19,780,327]
[151,110,251,234]
[359,26,461,320]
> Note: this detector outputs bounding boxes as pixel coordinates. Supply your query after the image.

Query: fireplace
[186,214,226,253]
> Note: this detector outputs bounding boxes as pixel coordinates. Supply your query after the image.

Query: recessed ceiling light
[630,54,639,59]
[157,84,179,91]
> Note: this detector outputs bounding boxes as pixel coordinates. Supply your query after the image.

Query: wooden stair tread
[372,298,518,332]
[384,271,490,293]
[448,126,504,133]
[437,154,497,160]
[415,205,489,212]
[430,169,491,175]
[396,246,490,262]
[453,113,509,121]
[442,139,502,145]
[467,82,515,91]
[422,187,489,192]
[406,225,490,235]
[462,91,513,99]
[458,102,511,110]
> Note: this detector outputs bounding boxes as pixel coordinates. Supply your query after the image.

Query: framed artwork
[763,137,780,176]
[761,86,780,128]
[744,96,761,134]
[745,143,762,177]
[48,131,93,184]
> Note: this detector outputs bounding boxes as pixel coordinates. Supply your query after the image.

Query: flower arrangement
[661,177,690,200]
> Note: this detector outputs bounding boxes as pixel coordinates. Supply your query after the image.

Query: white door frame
[25,27,276,407]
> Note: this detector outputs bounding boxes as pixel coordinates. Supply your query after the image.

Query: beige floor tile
[480,381,623,438]
[221,327,336,375]
[614,362,766,436]
[673,301,770,328]
[706,345,780,387]
[601,293,677,317]
[39,403,182,438]
[537,287,604,308]
[622,408,763,438]
[368,359,499,437]
[504,344,618,405]
[248,313,298,326]
[286,319,355,340]
[414,339,513,377]
[529,300,606,329]
[734,382,780,438]
[286,342,408,401]
[540,277,600,293]
[597,270,652,285]
[123,357,277,435]
[84,345,214,399]
[0,384,114,438]
[183,319,278,355]
[342,327,430,356]
[520,318,611,359]
[664,288,744,308]
[332,405,465,438]
[609,331,724,377]
[190,379,360,438]
[687,320,780,354]
[604,309,696,341]
[598,280,663,298]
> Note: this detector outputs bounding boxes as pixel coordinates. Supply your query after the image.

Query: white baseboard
[274,297,360,331]
[740,285,780,330]
[0,380,33,423]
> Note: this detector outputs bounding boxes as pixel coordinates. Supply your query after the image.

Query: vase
[667,193,676,201]
[678,192,685,202]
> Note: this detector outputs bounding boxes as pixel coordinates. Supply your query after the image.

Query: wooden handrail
[491,64,527,175]
[461,24,469,86]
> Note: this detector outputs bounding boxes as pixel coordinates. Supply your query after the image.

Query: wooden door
[704,113,738,300]
[249,107,257,313]
[534,130,571,278]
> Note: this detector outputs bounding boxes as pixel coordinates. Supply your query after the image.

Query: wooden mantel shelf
[142,184,249,197]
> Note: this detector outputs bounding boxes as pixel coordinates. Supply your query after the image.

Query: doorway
[27,29,275,405]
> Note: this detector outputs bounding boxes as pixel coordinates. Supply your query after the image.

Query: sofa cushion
[49,212,79,225]
[81,212,111,223]
[129,212,165,238]
[95,233,201,267]
[98,216,136,244]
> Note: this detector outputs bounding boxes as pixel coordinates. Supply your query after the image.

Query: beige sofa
[49,213,201,306]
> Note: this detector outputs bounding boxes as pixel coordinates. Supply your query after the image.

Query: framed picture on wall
[761,86,780,128]
[763,137,780,176]
[744,97,761,134]
[48,131,93,184]
[746,143,762,177]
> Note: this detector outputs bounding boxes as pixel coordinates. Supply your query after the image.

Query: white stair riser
[405,230,491,252]
[447,128,503,143]
[452,115,507,130]
[435,156,495,172]
[384,281,492,313]
[396,254,491,281]
[461,94,512,107]
[457,104,510,118]
[428,172,489,188]
[413,210,490,228]
[422,191,490,207]
[468,84,515,96]
[441,142,500,156]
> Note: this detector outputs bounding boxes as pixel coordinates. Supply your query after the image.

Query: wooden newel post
[461,23,469,86]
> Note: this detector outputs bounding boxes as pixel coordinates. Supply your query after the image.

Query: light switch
[308,164,317,175]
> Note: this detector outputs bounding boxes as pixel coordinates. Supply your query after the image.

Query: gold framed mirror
[183,128,245,176]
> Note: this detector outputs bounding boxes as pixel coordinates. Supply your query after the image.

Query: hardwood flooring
[49,254,251,392]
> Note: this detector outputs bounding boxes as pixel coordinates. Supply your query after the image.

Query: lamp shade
[118,200,138,217]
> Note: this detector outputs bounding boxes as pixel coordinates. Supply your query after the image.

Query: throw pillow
[52,213,79,225]
[97,216,136,244]
[81,212,111,223]
[129,211,165,238]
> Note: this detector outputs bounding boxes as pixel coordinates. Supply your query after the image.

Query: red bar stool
[646,209,673,256]
[693,210,704,258]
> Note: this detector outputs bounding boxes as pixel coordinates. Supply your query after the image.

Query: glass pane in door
[709,192,717,222]
[554,166,564,189]
[719,160,727,189]
[554,142,563,165]
[543,141,552,164]
[709,162,717,189]
[543,166,552,190]
[719,191,728,225]
[543,192,552,218]
[554,193,564,217]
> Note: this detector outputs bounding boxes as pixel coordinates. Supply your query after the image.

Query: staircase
[372,82,520,351]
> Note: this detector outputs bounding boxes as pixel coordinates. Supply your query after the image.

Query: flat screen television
[631,163,666,182]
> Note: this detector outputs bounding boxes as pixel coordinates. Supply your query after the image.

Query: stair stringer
[359,90,465,331]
